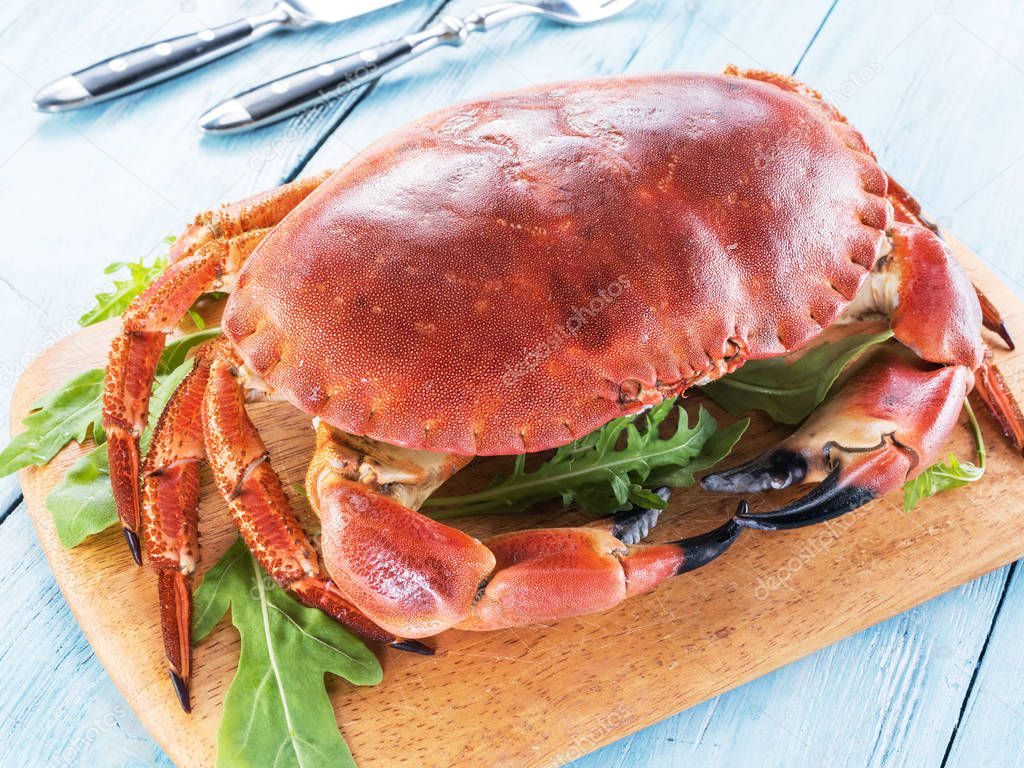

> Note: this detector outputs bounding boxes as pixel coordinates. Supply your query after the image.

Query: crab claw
[671,509,745,574]
[705,348,973,530]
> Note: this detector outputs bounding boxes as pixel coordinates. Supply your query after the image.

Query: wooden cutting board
[12,233,1024,768]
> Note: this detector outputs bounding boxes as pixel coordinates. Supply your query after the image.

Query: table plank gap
[941,561,1024,768]
[790,0,840,74]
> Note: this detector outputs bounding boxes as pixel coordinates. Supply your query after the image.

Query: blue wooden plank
[944,564,1024,767]
[792,0,1024,298]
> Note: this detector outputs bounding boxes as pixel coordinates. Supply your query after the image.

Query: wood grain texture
[10,234,1024,768]
[573,566,1011,768]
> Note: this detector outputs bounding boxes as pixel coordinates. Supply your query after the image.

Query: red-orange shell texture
[223,72,893,456]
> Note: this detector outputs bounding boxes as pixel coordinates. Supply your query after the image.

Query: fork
[199,0,639,133]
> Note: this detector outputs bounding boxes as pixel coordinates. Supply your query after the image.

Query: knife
[33,0,405,112]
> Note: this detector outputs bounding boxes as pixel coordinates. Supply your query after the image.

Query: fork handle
[33,6,295,112]
[200,6,538,133]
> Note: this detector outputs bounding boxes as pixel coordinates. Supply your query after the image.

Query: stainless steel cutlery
[33,0,639,134]
[33,0,403,112]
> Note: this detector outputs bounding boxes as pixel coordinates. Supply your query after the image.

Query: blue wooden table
[2,1,1023,766]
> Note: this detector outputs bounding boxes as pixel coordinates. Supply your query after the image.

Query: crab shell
[222,72,893,456]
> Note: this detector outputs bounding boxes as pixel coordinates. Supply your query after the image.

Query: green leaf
[700,329,894,425]
[45,358,193,547]
[79,255,169,327]
[156,327,221,375]
[193,539,382,768]
[44,443,115,549]
[902,453,984,512]
[0,369,106,477]
[425,401,748,519]
[648,417,750,487]
[903,400,987,513]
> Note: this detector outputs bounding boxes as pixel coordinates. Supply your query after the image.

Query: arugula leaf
[700,329,894,425]
[903,454,984,513]
[424,401,748,519]
[647,417,749,487]
[44,444,115,549]
[45,358,193,547]
[0,369,106,476]
[903,401,986,512]
[79,255,169,327]
[193,539,382,768]
[156,327,221,375]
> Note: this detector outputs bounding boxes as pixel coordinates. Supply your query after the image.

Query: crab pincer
[708,349,973,530]
[308,446,745,637]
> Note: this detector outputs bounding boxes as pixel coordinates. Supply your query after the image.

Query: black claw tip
[734,466,876,530]
[169,669,191,714]
[122,528,142,566]
[996,321,1016,352]
[676,508,744,574]
[609,487,669,545]
[390,639,434,656]
[701,449,808,494]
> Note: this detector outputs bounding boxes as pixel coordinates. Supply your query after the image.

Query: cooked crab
[102,67,1023,712]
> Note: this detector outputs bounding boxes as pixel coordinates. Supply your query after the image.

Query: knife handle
[202,12,518,133]
[214,38,415,131]
[33,6,295,112]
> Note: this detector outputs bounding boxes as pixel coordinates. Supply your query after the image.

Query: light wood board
[12,233,1024,768]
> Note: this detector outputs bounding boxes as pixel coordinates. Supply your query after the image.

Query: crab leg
[308,427,742,638]
[976,355,1024,452]
[885,173,1015,351]
[884,223,1023,452]
[201,341,425,654]
[462,513,743,632]
[587,486,670,544]
[975,287,1017,352]
[140,350,211,713]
